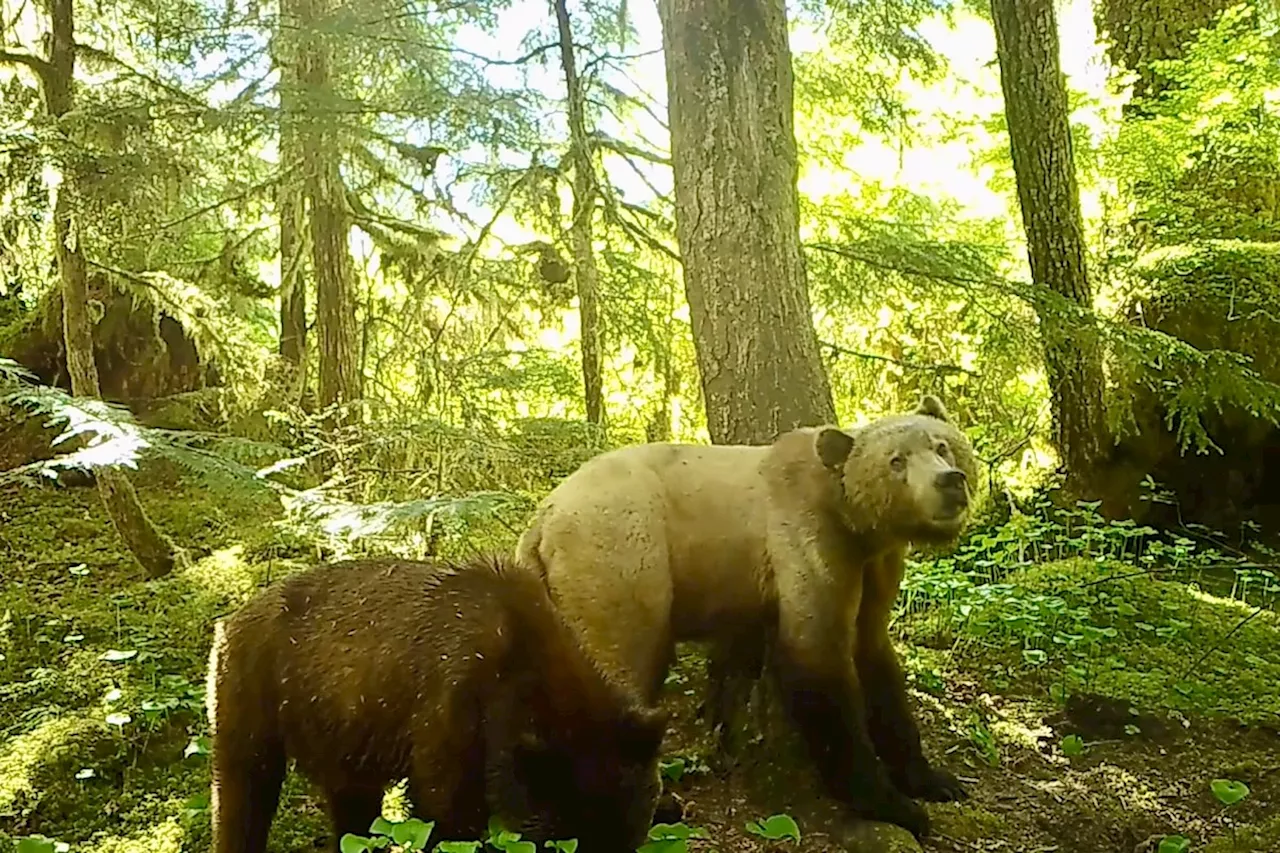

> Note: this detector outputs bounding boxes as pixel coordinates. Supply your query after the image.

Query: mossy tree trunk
[552,0,606,429]
[295,0,361,416]
[274,6,308,398]
[14,0,178,578]
[655,0,839,793]
[991,0,1112,501]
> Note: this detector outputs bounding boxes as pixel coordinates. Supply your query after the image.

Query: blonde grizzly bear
[206,554,668,853]
[516,395,977,840]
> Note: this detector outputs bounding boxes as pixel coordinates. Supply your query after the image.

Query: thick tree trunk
[1095,0,1233,110]
[276,27,307,366]
[45,0,176,578]
[991,0,1111,498]
[274,9,308,401]
[655,0,839,808]
[657,0,836,447]
[552,0,606,429]
[296,0,361,414]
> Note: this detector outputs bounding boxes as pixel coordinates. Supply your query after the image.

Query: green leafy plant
[340,817,436,853]
[1210,778,1250,807]
[637,822,709,853]
[14,836,69,853]
[1157,836,1190,853]
[1059,734,1085,758]
[745,813,801,843]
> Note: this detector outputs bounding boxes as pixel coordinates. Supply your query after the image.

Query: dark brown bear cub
[206,554,668,853]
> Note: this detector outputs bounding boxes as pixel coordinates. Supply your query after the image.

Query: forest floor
[1,465,1279,853]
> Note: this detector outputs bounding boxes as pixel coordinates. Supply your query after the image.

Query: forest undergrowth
[1,460,1278,853]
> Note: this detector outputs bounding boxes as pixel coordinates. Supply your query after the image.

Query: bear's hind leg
[323,784,386,849]
[210,736,286,853]
[704,627,767,767]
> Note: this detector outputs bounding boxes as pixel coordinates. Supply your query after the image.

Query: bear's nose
[935,469,967,493]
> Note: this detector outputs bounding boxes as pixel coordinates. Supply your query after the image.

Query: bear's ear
[915,394,949,422]
[815,428,855,468]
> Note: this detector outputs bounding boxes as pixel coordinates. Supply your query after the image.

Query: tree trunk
[657,0,836,447]
[655,0,839,802]
[552,0,606,429]
[1095,0,1234,110]
[274,7,308,405]
[990,0,1111,498]
[296,0,361,414]
[44,0,177,578]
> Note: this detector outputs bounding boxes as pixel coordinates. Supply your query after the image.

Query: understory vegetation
[5,0,1280,850]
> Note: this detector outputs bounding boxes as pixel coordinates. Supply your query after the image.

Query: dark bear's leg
[323,785,386,849]
[705,628,767,764]
[406,736,488,843]
[772,642,929,840]
[210,735,287,853]
[856,636,967,803]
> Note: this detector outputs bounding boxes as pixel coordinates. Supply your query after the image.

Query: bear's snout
[934,468,969,507]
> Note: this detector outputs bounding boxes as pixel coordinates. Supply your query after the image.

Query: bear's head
[814,394,977,545]
[504,702,668,852]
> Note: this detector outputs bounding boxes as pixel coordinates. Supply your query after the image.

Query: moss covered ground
[1,466,1278,853]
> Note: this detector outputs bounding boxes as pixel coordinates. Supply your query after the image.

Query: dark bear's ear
[816,428,855,468]
[619,705,668,762]
[915,394,949,422]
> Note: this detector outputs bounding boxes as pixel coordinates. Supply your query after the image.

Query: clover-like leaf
[745,813,801,842]
[1060,734,1085,757]
[1210,778,1249,806]
[340,834,372,853]
[16,835,57,853]
[390,818,434,850]
[1157,835,1190,853]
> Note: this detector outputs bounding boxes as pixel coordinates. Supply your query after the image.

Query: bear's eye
[936,441,949,456]
[889,454,906,472]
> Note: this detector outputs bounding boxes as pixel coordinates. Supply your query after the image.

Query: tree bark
[296,0,361,414]
[43,0,177,578]
[275,15,308,377]
[990,0,1111,498]
[1095,0,1234,110]
[655,0,839,802]
[656,0,836,447]
[552,0,606,429]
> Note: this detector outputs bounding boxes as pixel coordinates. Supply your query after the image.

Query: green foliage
[1104,4,1280,244]
[636,823,708,853]
[1209,779,1250,807]
[744,814,801,843]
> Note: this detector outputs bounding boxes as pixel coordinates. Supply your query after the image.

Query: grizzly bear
[515,395,977,840]
[206,554,668,853]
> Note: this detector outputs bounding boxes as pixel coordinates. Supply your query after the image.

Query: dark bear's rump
[208,555,665,853]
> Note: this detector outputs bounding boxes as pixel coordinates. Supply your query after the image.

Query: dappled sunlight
[180,545,260,602]
[0,713,104,813]
[86,818,186,853]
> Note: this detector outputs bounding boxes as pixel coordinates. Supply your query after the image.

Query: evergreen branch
[0,48,51,87]
[819,341,980,377]
[592,132,670,165]
[74,43,206,108]
[0,371,287,491]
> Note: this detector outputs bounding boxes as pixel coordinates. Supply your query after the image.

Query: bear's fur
[515,395,977,840]
[206,554,668,853]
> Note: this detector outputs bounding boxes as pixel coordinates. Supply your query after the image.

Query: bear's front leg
[773,640,930,841]
[855,633,967,803]
[855,553,968,804]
